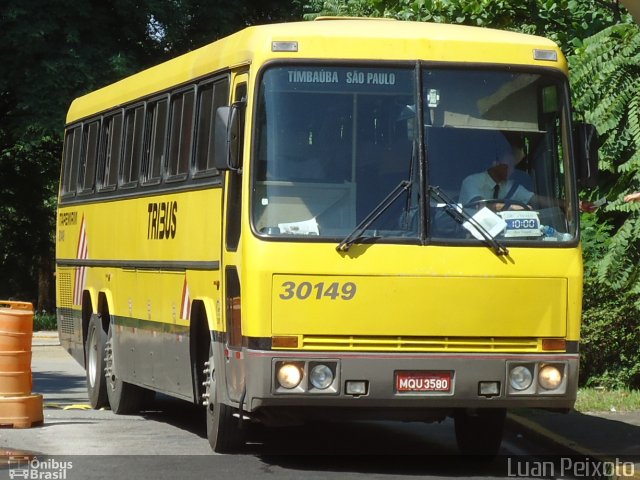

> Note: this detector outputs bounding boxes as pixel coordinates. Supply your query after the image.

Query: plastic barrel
[0,301,43,427]
[0,301,34,334]
[0,394,43,428]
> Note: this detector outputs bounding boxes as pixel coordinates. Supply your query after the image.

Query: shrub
[33,311,57,331]
[580,213,640,389]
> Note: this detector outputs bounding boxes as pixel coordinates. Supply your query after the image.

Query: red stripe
[180,278,190,319]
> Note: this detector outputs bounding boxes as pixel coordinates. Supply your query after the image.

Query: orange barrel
[0,301,42,427]
[0,394,43,428]
[0,330,32,352]
[0,302,34,396]
[0,301,34,335]
[0,350,31,372]
[0,372,32,396]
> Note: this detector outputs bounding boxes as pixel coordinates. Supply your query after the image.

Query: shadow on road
[32,370,87,404]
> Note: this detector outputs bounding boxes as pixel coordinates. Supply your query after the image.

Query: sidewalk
[507,408,640,479]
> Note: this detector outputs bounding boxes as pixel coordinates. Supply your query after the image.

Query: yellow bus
[56,17,598,455]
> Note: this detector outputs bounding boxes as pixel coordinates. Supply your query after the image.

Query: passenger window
[61,126,82,196]
[97,113,122,191]
[167,89,195,180]
[195,79,229,175]
[141,98,168,185]
[79,121,100,193]
[121,105,145,187]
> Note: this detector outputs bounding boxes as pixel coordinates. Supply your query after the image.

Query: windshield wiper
[428,185,509,257]
[337,180,411,252]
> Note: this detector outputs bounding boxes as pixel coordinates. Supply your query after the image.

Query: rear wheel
[454,408,505,457]
[204,346,244,453]
[85,314,108,409]
[105,324,154,414]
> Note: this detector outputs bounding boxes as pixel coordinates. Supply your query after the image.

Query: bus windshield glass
[252,65,576,244]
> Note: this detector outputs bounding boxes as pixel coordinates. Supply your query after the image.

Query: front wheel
[85,314,109,409]
[105,324,154,414]
[454,408,505,457]
[204,347,244,453]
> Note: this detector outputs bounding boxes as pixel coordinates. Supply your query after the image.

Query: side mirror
[214,103,244,171]
[574,122,599,188]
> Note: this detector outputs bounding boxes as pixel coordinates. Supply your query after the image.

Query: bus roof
[66,18,566,124]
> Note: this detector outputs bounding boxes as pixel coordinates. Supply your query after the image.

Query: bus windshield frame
[251,62,578,247]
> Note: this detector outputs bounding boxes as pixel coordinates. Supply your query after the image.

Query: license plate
[395,371,452,393]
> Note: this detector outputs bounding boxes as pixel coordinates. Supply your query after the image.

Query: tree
[571,22,640,295]
[304,0,625,54]
[0,0,166,310]
[0,0,303,309]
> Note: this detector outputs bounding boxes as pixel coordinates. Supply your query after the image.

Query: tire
[85,314,109,409]
[454,408,506,458]
[204,346,244,453]
[105,324,154,414]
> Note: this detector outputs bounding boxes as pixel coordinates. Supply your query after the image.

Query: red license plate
[395,371,452,393]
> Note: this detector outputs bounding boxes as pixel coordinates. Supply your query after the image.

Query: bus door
[220,72,248,403]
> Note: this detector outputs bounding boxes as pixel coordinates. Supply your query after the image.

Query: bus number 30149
[279,281,357,301]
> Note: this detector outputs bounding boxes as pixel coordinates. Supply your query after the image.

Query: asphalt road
[0,344,572,480]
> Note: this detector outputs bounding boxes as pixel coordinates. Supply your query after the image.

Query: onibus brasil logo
[9,456,73,479]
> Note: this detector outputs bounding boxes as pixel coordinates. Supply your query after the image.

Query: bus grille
[58,272,73,308]
[58,312,75,336]
[299,335,540,352]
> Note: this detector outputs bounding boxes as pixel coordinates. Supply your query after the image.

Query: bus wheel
[204,348,244,453]
[104,325,153,414]
[85,314,109,409]
[454,408,505,458]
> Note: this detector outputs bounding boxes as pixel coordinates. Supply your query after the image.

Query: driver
[458,138,535,210]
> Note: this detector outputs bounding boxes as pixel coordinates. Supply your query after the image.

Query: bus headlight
[309,364,334,390]
[509,365,533,391]
[277,363,303,389]
[538,365,562,390]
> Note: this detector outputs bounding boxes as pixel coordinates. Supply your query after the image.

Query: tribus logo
[147,201,178,240]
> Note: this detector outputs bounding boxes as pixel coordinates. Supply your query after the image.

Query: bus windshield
[252,65,576,245]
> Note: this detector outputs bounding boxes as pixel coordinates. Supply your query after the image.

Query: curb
[507,412,640,479]
[32,331,60,347]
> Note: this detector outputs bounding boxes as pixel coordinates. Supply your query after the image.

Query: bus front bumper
[240,350,578,417]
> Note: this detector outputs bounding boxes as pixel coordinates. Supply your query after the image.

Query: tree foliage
[568,22,640,387]
[0,0,302,309]
[571,23,640,294]
[304,0,627,54]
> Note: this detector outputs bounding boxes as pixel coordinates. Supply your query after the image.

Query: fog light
[309,364,333,389]
[277,363,302,389]
[346,380,368,396]
[509,366,533,391]
[479,381,500,396]
[538,365,562,390]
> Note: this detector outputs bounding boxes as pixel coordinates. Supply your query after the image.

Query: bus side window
[120,105,145,187]
[141,98,168,185]
[97,113,123,191]
[167,88,195,181]
[61,126,82,197]
[79,120,100,194]
[194,79,230,175]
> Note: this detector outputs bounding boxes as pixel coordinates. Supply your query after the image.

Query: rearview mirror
[574,122,599,188]
[214,103,245,171]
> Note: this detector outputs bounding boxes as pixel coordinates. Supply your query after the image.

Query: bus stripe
[180,278,190,320]
[74,216,88,306]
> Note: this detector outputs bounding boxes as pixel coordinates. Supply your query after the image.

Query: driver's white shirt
[459,171,534,206]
